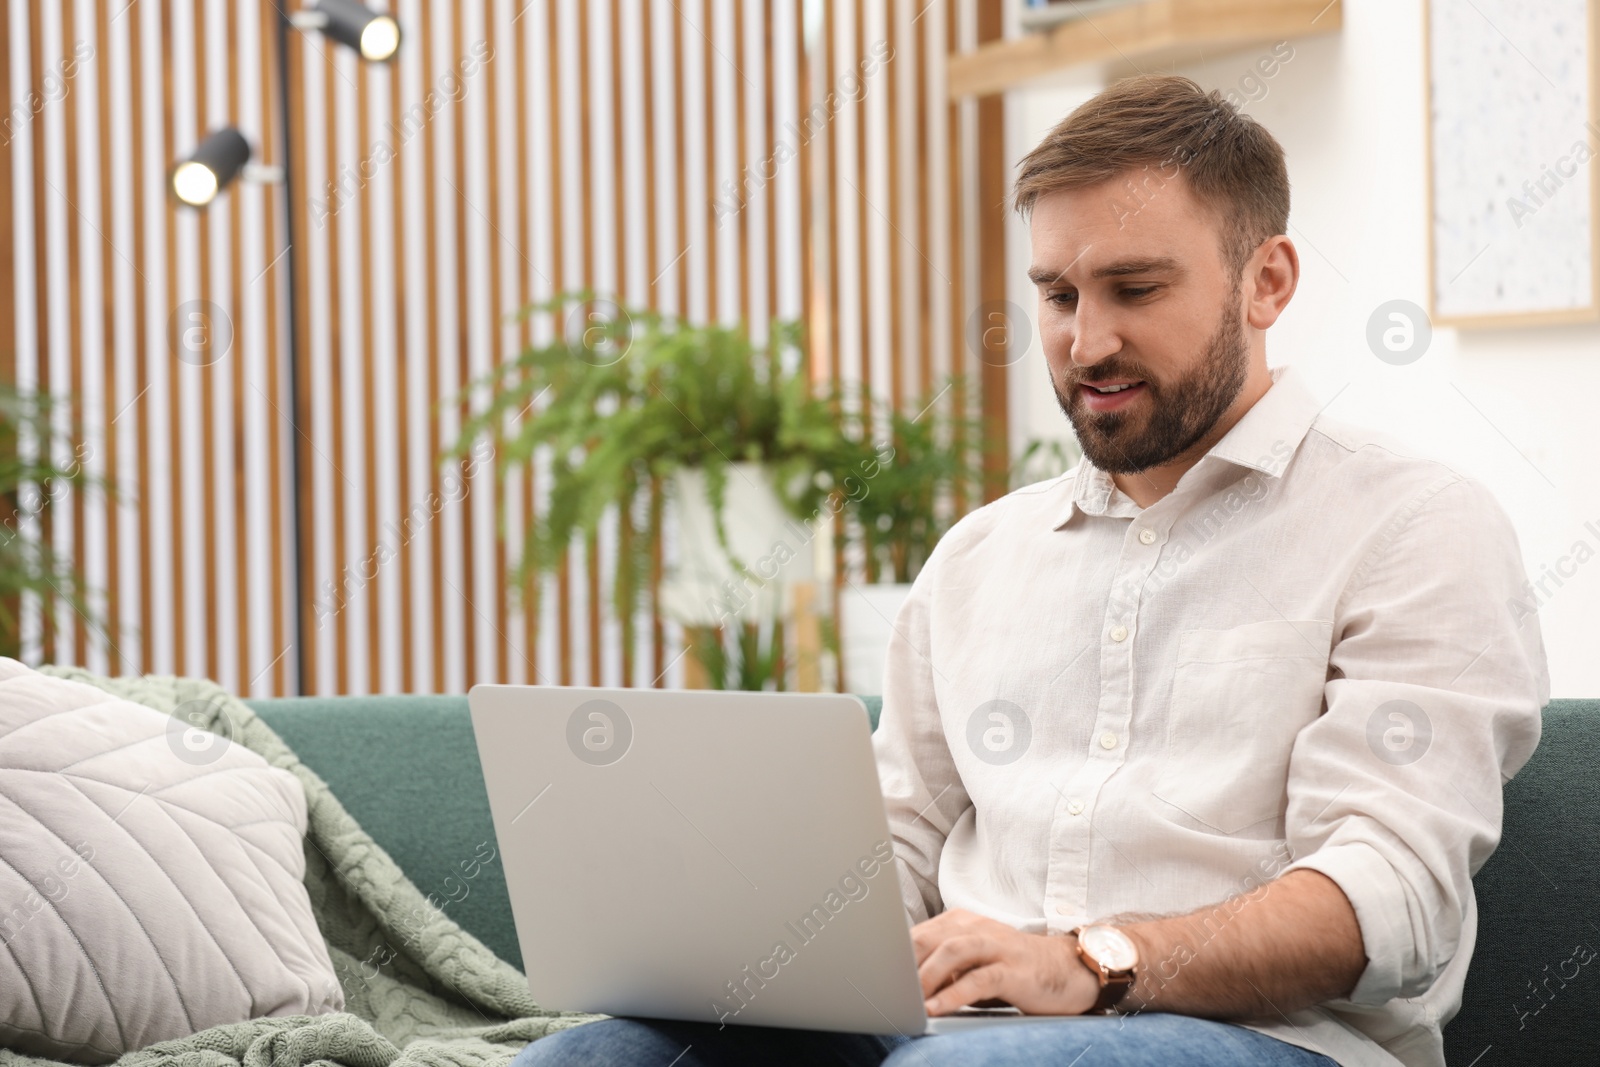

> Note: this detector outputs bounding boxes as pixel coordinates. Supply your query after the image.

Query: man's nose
[1070,298,1121,367]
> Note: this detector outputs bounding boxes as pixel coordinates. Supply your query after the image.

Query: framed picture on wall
[1424,0,1600,328]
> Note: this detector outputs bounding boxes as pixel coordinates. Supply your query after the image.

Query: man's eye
[1048,292,1076,306]
[1122,286,1158,298]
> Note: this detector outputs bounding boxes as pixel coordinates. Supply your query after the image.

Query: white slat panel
[2,0,972,697]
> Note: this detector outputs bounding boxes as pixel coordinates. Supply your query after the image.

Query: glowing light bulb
[172,161,220,206]
[359,16,400,62]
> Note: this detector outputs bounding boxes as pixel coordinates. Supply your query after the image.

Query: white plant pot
[839,582,914,697]
[660,463,819,627]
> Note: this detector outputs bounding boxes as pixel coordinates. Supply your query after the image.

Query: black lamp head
[170,126,252,207]
[309,0,401,62]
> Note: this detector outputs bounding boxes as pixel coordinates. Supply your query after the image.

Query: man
[518,73,1547,1067]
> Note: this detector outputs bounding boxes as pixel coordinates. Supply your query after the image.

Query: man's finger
[917,934,996,998]
[912,908,969,937]
[910,909,979,964]
[925,962,1008,1015]
[909,925,942,966]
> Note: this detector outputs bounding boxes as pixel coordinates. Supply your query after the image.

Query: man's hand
[912,908,1101,1016]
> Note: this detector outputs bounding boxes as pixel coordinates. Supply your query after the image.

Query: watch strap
[1089,968,1134,1014]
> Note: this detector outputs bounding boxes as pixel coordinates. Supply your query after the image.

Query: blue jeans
[511,1013,1341,1066]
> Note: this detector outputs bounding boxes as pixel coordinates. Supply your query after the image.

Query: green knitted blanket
[1,667,602,1067]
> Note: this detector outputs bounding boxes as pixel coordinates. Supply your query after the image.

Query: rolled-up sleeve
[872,539,971,925]
[1282,473,1548,1005]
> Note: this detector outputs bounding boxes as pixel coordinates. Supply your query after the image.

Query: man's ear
[1244,235,1299,331]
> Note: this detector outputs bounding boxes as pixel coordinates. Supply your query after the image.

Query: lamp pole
[274,7,312,696]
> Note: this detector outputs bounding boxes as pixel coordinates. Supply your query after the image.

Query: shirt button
[1099,732,1118,750]
[1066,798,1085,815]
[1138,528,1157,545]
[1110,625,1129,642]
[1057,903,1073,916]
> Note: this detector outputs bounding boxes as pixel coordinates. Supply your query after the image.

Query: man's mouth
[1077,380,1148,410]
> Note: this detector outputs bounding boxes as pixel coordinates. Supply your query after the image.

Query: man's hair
[1012,75,1290,280]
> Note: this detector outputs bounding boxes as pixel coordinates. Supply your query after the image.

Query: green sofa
[247,694,1599,1066]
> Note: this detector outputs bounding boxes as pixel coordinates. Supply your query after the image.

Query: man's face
[1028,171,1255,476]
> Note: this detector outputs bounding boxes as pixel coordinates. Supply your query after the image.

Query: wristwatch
[1071,924,1140,1014]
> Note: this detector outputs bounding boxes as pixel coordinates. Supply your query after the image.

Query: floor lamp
[168,0,401,696]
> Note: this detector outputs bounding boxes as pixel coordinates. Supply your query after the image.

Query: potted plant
[687,613,787,692]
[833,384,985,694]
[448,293,863,682]
[0,385,97,658]
[848,387,987,586]
[835,394,1083,694]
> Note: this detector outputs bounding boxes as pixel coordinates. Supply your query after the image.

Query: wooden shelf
[948,0,1343,98]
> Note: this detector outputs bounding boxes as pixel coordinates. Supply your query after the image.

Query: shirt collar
[1053,363,1322,528]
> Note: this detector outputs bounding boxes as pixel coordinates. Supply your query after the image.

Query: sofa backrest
[1444,698,1599,1066]
[252,694,522,965]
[249,694,1597,1065]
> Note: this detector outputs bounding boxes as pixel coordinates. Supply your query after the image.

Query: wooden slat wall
[3,0,996,695]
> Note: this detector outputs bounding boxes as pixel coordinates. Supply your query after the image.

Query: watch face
[1080,926,1138,971]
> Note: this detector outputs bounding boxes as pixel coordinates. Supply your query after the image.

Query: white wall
[1003,0,1600,698]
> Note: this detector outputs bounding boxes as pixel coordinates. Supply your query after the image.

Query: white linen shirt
[873,363,1549,1067]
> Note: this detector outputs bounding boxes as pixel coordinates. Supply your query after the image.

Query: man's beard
[1053,287,1250,476]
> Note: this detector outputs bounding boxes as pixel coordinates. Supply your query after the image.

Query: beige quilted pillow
[0,658,342,1063]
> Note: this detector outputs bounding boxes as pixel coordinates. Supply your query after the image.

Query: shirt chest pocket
[1151,619,1333,834]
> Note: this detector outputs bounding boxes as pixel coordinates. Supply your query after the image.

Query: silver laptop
[468,684,1087,1035]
